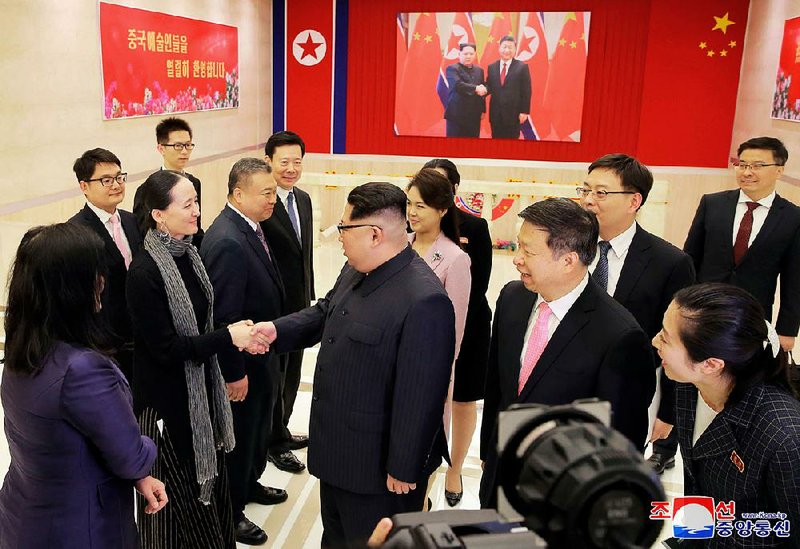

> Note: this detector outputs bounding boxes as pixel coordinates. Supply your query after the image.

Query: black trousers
[270,350,305,454]
[446,116,481,138]
[226,354,280,520]
[490,120,521,139]
[320,480,427,549]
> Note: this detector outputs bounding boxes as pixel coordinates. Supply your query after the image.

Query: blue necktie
[594,241,612,292]
[286,191,301,243]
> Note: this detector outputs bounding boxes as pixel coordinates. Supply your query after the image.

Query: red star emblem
[298,32,323,60]
[518,30,534,55]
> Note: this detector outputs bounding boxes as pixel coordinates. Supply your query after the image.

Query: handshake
[227,320,277,354]
[475,84,488,96]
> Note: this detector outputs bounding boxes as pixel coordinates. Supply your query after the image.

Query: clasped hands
[227,320,277,354]
[475,84,488,96]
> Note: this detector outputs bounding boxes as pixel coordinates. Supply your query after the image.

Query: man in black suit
[200,158,287,546]
[479,198,655,507]
[684,136,800,353]
[579,154,696,475]
[485,36,531,139]
[444,43,486,137]
[256,183,455,547]
[261,131,315,473]
[68,148,141,382]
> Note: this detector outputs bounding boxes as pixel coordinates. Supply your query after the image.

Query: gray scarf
[144,229,235,504]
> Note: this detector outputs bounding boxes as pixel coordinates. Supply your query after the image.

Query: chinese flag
[438,12,476,108]
[395,13,407,134]
[480,12,513,67]
[542,12,587,141]
[395,13,443,135]
[517,12,550,139]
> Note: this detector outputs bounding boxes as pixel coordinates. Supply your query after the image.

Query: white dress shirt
[588,221,637,297]
[732,190,775,247]
[277,186,302,241]
[520,272,590,366]
[86,201,131,254]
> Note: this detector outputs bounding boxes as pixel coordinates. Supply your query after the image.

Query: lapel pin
[730,450,745,473]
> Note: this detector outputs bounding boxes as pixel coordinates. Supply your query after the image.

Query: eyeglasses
[162,143,196,151]
[87,173,127,187]
[732,160,782,172]
[576,187,635,200]
[336,223,381,234]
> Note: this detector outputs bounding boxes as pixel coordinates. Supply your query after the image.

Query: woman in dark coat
[0,223,166,549]
[423,159,493,506]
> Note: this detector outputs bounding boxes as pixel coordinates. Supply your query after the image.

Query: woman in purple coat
[0,223,167,549]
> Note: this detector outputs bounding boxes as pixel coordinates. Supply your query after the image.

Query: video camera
[383,399,665,549]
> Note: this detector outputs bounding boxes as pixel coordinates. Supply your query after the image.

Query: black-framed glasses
[336,223,381,234]
[731,160,782,172]
[576,187,635,201]
[87,173,127,187]
[162,142,196,151]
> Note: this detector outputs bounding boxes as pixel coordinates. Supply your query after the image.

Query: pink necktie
[109,212,132,268]
[500,63,507,85]
[518,301,552,394]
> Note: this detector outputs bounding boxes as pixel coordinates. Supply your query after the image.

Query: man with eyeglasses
[68,148,141,382]
[685,136,800,353]
[579,154,696,475]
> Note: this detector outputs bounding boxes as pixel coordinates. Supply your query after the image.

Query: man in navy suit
[256,183,455,547]
[200,158,287,546]
[685,136,800,354]
[485,36,531,139]
[579,154,696,475]
[444,43,486,137]
[479,198,655,507]
[68,148,142,382]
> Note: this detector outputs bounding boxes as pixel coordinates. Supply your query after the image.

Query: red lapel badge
[730,450,745,473]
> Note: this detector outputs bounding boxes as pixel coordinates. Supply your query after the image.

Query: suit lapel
[82,205,125,266]
[274,196,302,249]
[613,225,652,304]
[718,190,739,265]
[224,208,281,287]
[517,283,594,401]
[741,195,785,264]
[296,188,313,252]
[120,211,142,254]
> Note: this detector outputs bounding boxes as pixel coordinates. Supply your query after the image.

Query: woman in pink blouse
[406,168,472,507]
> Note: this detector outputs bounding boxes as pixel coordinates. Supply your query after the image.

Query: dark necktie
[594,241,612,292]
[254,224,272,262]
[286,191,301,243]
[500,62,507,85]
[733,202,760,265]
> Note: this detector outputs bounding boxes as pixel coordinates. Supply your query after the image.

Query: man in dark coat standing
[68,148,141,382]
[485,36,532,139]
[444,43,486,137]
[255,183,455,547]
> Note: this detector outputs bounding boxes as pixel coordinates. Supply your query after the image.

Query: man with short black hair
[479,198,655,507]
[444,43,486,137]
[485,36,531,138]
[580,154,696,475]
[685,136,800,352]
[68,148,141,382]
[254,182,455,547]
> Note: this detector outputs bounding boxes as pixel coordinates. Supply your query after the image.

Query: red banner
[99,3,238,119]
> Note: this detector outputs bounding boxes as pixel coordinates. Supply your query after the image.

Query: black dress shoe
[444,474,463,507]
[647,453,676,475]
[268,450,306,473]
[235,517,268,546]
[286,434,309,450]
[248,484,288,505]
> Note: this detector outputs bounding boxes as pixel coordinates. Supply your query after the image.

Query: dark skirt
[453,303,491,402]
[136,407,235,549]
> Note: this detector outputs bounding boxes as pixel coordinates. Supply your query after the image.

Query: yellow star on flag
[570,41,577,48]
[565,12,577,22]
[559,38,567,46]
[487,35,495,43]
[413,32,420,41]
[424,35,432,43]
[729,40,737,48]
[720,49,728,57]
[707,50,716,57]
[712,12,735,34]
[699,42,707,49]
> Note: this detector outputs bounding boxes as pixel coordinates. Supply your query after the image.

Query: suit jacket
[486,58,532,132]
[612,224,696,424]
[480,278,655,505]
[201,206,285,382]
[0,343,156,549]
[68,204,142,345]
[675,382,800,548]
[444,63,486,122]
[261,186,315,315]
[273,246,455,495]
[684,190,800,336]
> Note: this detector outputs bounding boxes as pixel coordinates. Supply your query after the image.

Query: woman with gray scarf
[128,170,267,548]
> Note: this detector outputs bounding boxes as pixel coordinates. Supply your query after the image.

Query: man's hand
[649,418,673,442]
[778,335,795,353]
[252,321,278,345]
[475,84,487,96]
[368,518,393,547]
[135,475,168,514]
[386,474,416,495]
[227,375,248,402]
[519,113,529,124]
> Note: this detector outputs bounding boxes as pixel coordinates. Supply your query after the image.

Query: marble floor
[0,239,684,548]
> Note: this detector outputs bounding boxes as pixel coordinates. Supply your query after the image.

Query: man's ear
[79,181,89,194]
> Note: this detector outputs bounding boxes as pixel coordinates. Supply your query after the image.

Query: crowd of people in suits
[1,130,799,549]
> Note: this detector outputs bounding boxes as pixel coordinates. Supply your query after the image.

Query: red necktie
[733,202,759,265]
[518,301,552,394]
[500,63,507,86]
